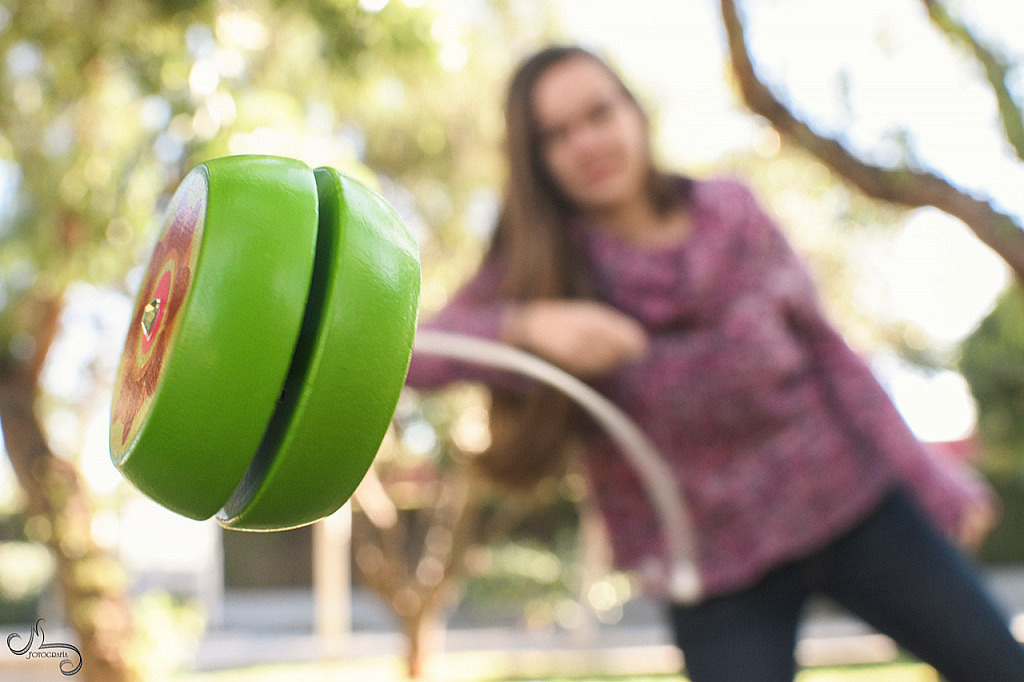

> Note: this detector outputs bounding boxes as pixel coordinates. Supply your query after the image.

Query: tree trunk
[0,294,138,682]
[352,463,481,679]
[401,605,444,679]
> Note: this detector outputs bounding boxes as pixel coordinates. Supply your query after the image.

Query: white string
[412,329,702,603]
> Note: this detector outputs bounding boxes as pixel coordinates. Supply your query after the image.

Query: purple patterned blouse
[406,177,989,600]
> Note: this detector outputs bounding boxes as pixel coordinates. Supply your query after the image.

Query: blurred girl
[406,45,1022,681]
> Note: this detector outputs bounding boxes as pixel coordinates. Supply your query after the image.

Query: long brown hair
[474,45,685,487]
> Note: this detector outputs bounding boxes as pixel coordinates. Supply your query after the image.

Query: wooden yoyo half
[110,155,420,530]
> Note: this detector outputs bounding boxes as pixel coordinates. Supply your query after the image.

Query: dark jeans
[668,488,1024,681]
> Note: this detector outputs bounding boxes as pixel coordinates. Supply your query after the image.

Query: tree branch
[719,0,1024,283]
[921,0,1024,163]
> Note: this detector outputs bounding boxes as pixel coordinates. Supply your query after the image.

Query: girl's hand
[505,300,649,377]
[958,498,998,551]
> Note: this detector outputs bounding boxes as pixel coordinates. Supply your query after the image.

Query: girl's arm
[741,184,996,542]
[405,254,529,392]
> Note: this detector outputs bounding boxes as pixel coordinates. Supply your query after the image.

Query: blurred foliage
[0,507,54,622]
[959,286,1024,562]
[461,532,637,631]
[960,286,1024,474]
[130,590,206,680]
[0,540,54,622]
[0,0,558,366]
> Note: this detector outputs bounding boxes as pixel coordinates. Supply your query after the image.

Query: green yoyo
[110,155,420,530]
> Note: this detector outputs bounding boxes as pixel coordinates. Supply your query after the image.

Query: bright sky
[553,0,1023,442]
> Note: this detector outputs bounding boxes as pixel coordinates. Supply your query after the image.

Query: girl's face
[531,56,650,215]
